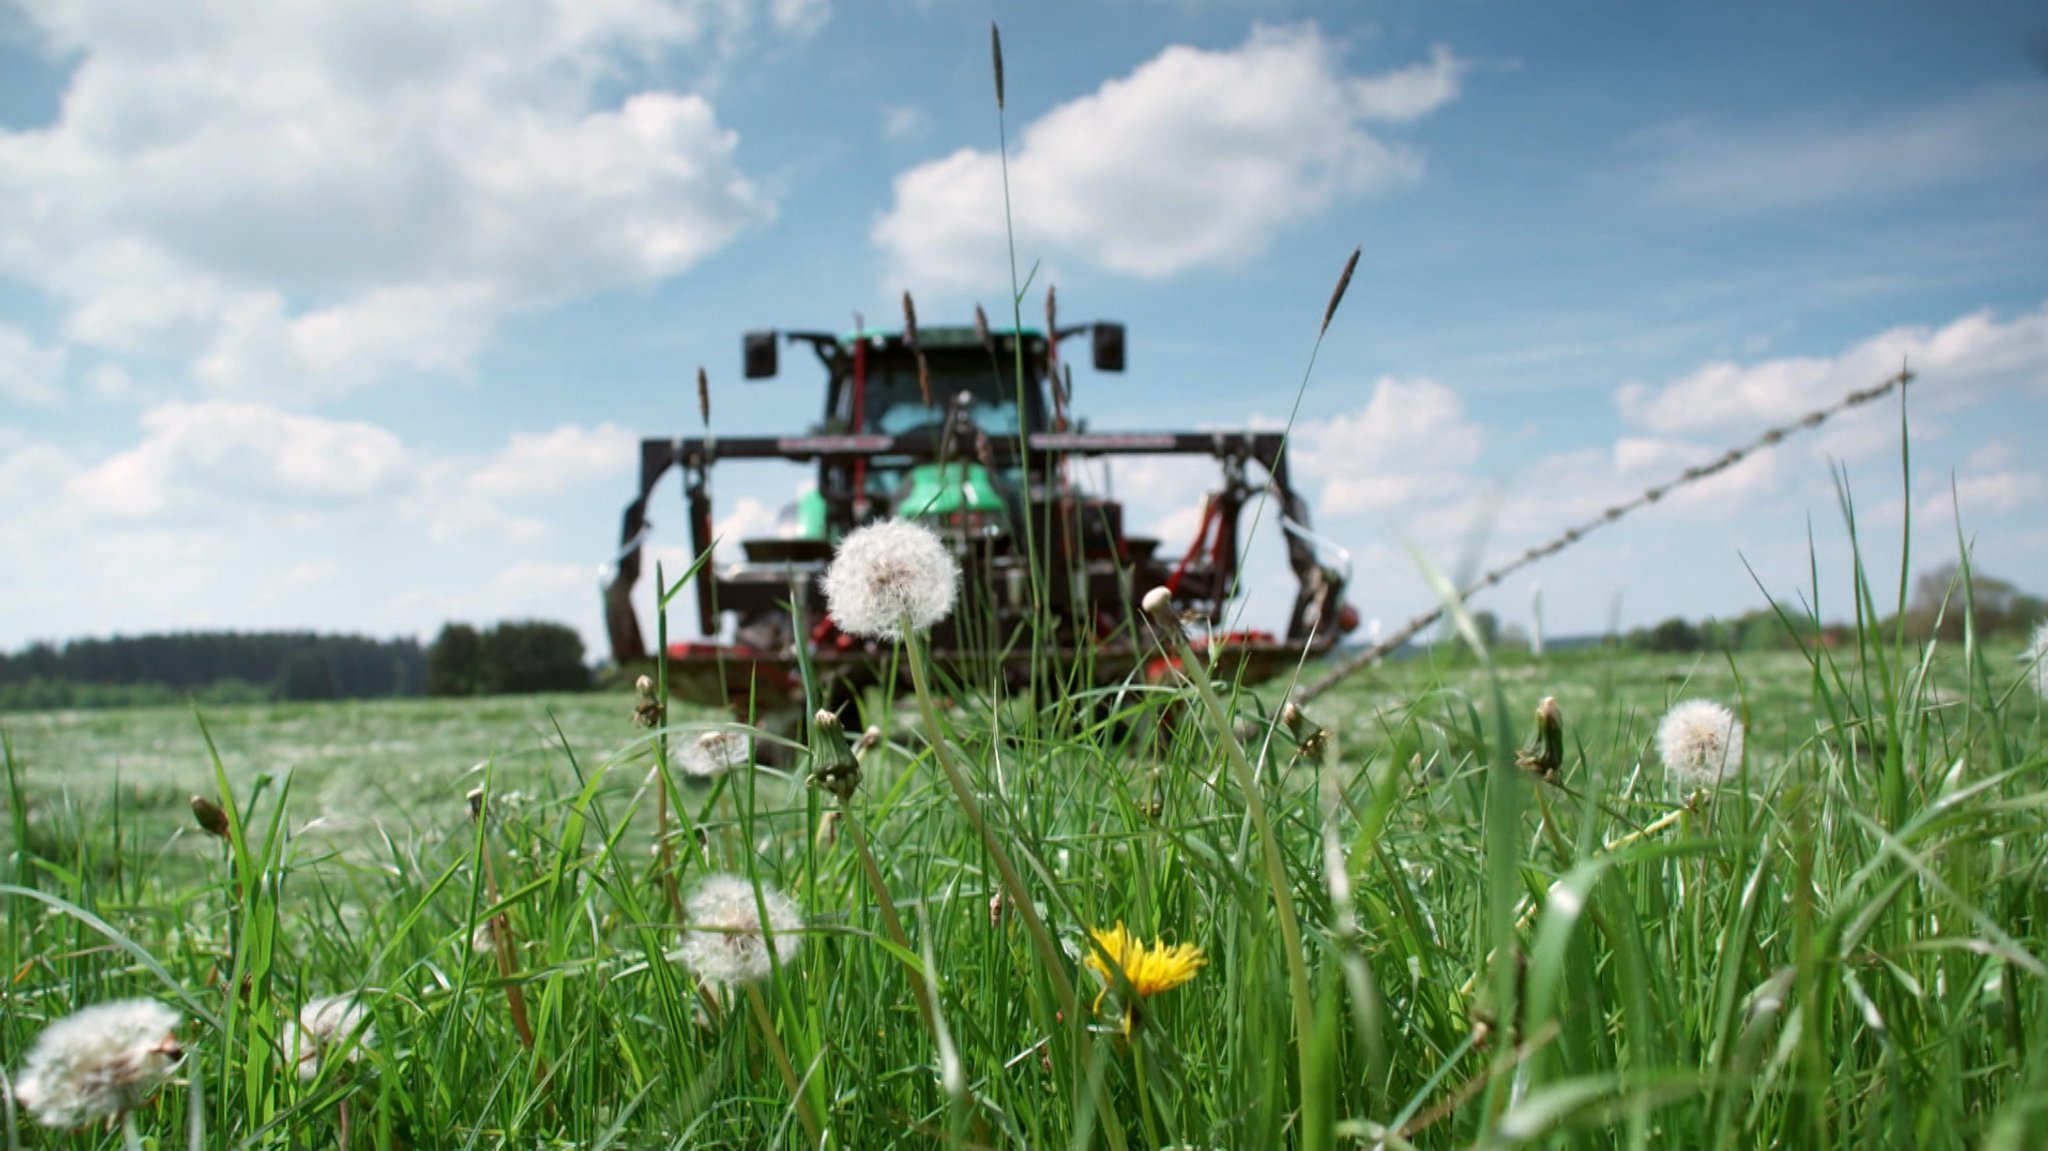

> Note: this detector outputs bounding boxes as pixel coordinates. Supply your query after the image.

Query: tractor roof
[840,325,1046,349]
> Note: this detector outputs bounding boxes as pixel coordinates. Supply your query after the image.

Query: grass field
[4,595,2045,1149]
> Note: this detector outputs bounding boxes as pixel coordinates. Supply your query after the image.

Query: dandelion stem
[744,982,824,1148]
[1143,599,1317,1143]
[839,809,941,1039]
[653,566,686,929]
[902,628,1079,1017]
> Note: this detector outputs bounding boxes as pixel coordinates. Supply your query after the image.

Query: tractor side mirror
[743,330,779,379]
[1092,323,1126,373]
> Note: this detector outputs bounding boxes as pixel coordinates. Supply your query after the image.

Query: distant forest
[0,622,591,711]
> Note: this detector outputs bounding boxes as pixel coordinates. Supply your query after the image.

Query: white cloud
[67,400,411,518]
[0,323,65,405]
[874,26,1463,288]
[84,363,141,400]
[1937,470,2046,518]
[488,561,598,602]
[1293,376,1483,516]
[53,404,633,548]
[469,422,639,498]
[0,441,77,503]
[882,104,930,141]
[769,0,831,37]
[193,285,501,401]
[0,0,794,399]
[286,560,340,586]
[708,494,797,565]
[1616,302,2048,437]
[0,408,659,650]
[1636,82,2048,213]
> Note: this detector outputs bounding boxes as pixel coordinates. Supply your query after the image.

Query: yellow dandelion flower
[1084,922,1205,1023]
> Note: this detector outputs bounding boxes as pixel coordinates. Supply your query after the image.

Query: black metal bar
[603,439,679,664]
[633,430,1290,463]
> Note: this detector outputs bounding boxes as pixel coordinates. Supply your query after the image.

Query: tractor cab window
[851,353,1044,438]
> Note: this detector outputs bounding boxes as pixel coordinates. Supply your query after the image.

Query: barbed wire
[1294,364,1914,704]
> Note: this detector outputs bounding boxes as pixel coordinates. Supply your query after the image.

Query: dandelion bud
[1517,696,1565,780]
[854,725,884,756]
[470,920,497,955]
[808,708,861,802]
[1141,586,1175,619]
[466,787,485,822]
[190,794,231,839]
[1281,700,1331,760]
[11,1000,183,1127]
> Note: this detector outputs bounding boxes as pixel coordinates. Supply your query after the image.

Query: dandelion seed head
[676,729,749,778]
[11,999,182,1127]
[2023,619,2048,697]
[822,518,960,640]
[287,995,375,1082]
[1655,699,1745,788]
[678,874,803,986]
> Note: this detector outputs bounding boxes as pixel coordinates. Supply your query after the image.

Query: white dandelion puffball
[286,995,375,1082]
[1655,699,1746,788]
[2024,619,2048,697]
[678,874,804,986]
[677,729,750,778]
[822,518,960,640]
[12,999,183,1127]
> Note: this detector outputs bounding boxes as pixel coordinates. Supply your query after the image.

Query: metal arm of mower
[603,429,1343,665]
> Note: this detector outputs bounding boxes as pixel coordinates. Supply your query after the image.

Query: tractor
[602,300,1356,715]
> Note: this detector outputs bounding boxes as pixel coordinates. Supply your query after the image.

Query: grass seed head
[11,999,183,1128]
[190,794,231,839]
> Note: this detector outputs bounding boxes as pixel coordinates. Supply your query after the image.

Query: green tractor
[603,301,1355,713]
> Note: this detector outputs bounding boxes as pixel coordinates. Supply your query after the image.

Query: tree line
[1618,563,2042,653]
[0,622,592,711]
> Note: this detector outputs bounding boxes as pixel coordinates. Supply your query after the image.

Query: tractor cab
[743,323,1122,538]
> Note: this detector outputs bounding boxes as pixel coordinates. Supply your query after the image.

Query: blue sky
[2,0,2044,657]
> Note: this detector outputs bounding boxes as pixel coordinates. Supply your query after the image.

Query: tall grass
[4,486,2046,1148]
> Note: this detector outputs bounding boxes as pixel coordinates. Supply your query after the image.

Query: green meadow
[5,597,2045,1149]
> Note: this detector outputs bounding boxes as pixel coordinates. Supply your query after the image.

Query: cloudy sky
[3,0,2044,657]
